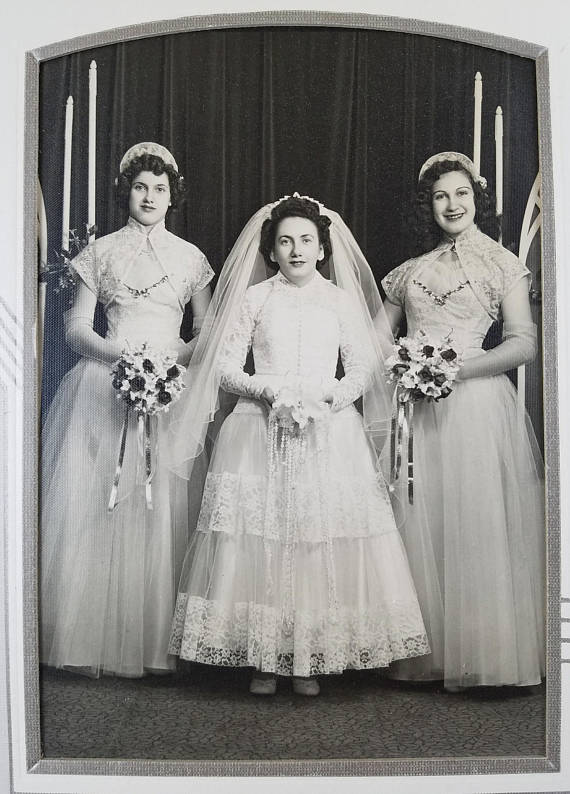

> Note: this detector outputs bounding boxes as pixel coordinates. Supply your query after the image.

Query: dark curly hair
[259,196,333,270]
[116,153,186,212]
[407,159,500,257]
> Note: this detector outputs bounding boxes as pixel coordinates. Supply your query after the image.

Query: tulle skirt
[389,373,545,688]
[40,358,202,677]
[169,398,430,677]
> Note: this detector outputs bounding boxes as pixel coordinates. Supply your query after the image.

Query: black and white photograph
[1,2,569,793]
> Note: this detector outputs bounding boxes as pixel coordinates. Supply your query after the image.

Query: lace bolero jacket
[382,225,531,321]
[70,217,214,309]
[217,271,374,412]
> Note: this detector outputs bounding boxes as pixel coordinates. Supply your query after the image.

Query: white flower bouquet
[385,330,462,402]
[108,345,186,511]
[111,344,186,415]
[270,385,326,433]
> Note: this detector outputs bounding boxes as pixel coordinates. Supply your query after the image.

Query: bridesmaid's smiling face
[128,170,171,227]
[270,216,324,288]
[431,170,476,239]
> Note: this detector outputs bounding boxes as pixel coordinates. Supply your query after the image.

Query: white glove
[64,311,123,364]
[459,321,537,380]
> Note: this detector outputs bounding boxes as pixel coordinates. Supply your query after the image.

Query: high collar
[127,216,168,240]
[436,223,480,251]
[274,269,323,290]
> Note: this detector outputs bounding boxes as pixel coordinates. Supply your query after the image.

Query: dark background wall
[38,25,542,441]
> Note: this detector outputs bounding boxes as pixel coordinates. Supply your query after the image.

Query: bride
[168,194,429,696]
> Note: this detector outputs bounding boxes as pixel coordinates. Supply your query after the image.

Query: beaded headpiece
[119,142,179,174]
[266,192,326,217]
[418,151,487,189]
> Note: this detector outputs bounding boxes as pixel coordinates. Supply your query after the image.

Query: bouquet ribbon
[390,390,414,504]
[108,406,155,512]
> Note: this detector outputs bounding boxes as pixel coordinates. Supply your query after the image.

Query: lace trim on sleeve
[500,249,531,298]
[330,291,373,411]
[217,291,265,400]
[381,259,416,307]
[191,253,215,297]
[69,244,98,296]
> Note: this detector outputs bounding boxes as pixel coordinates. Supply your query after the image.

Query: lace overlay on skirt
[170,406,429,675]
[169,594,430,677]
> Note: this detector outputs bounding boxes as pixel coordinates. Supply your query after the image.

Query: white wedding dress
[169,270,430,677]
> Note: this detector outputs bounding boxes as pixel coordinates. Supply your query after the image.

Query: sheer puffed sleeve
[217,289,266,400]
[330,290,374,411]
[185,251,215,303]
[498,248,531,301]
[69,242,99,295]
[381,258,416,307]
[64,242,123,364]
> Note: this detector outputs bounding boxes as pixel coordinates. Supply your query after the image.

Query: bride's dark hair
[408,160,500,257]
[259,196,333,270]
[116,153,186,211]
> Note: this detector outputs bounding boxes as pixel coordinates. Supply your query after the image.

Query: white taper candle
[88,60,97,241]
[473,72,482,174]
[495,106,504,218]
[62,96,73,251]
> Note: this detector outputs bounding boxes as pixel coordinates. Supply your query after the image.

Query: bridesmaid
[40,142,213,677]
[382,152,545,690]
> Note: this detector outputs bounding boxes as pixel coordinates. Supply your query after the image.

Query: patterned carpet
[39,664,545,761]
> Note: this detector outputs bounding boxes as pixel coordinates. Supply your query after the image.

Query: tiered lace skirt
[169,398,430,677]
[389,372,545,687]
[40,358,201,677]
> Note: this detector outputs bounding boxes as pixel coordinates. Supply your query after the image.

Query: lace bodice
[218,271,373,411]
[382,226,531,358]
[103,276,186,348]
[70,218,214,349]
[404,258,493,357]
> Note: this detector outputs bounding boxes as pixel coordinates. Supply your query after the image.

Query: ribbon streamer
[108,407,155,512]
[407,401,414,504]
[390,389,415,503]
[144,413,154,510]
[108,402,130,512]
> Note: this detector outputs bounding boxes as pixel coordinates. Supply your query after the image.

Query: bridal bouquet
[111,344,186,416]
[270,385,326,434]
[385,330,462,403]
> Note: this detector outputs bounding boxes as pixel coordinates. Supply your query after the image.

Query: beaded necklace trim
[412,278,468,306]
[122,273,169,298]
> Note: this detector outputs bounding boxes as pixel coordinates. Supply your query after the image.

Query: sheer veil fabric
[167,197,397,499]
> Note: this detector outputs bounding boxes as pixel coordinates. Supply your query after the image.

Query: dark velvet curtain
[38,25,542,441]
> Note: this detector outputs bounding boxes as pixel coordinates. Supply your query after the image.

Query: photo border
[19,8,560,780]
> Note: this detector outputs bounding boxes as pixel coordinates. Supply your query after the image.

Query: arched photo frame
[9,8,560,791]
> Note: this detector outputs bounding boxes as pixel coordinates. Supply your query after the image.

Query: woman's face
[128,170,171,226]
[270,216,324,287]
[431,170,476,239]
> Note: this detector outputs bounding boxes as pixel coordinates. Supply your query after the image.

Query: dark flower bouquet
[385,330,462,402]
[108,344,186,511]
[111,344,185,415]
[385,331,463,503]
